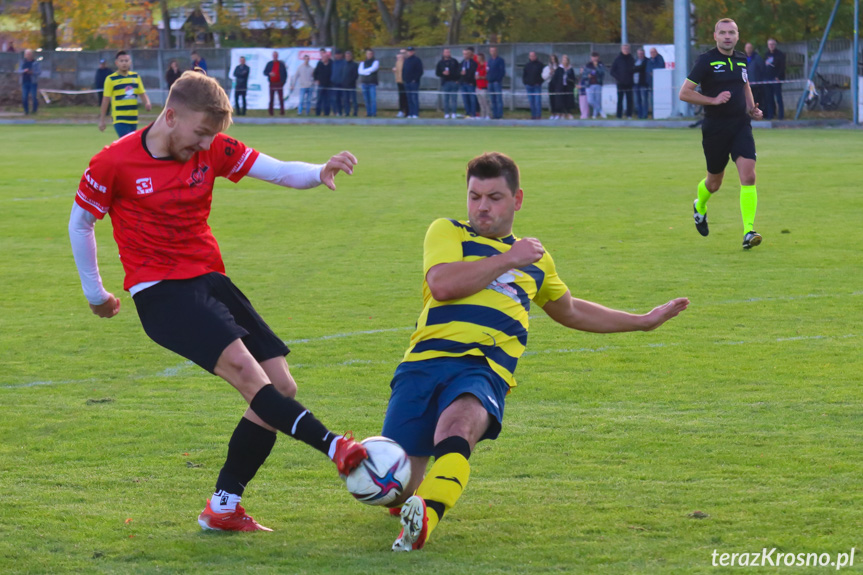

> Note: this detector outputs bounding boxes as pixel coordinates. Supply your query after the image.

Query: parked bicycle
[805,73,843,111]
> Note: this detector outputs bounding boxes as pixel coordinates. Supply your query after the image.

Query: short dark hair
[466,153,520,195]
[590,51,600,58]
[115,50,128,59]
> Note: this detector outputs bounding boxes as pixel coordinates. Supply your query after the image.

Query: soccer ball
[345,436,411,506]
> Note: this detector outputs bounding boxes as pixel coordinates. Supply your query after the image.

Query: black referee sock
[214,416,277,497]
[249,384,336,457]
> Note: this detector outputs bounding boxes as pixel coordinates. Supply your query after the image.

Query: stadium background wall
[0,40,858,112]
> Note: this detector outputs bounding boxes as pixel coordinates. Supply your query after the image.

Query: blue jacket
[486,56,505,83]
[19,58,40,85]
[403,55,424,84]
[646,54,665,85]
[331,58,346,85]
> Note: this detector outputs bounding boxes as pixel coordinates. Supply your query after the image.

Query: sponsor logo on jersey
[186,165,210,187]
[84,169,107,193]
[742,69,748,82]
[136,177,154,195]
[228,148,253,177]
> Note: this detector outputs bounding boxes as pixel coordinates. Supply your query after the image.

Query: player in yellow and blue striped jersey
[98,51,152,139]
[383,152,690,552]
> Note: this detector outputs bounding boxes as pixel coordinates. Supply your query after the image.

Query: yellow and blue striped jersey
[103,71,146,125]
[402,218,569,387]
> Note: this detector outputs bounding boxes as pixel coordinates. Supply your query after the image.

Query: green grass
[1,124,861,574]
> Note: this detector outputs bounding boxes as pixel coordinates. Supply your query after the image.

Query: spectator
[522,51,544,120]
[314,48,333,116]
[190,50,207,73]
[476,52,491,120]
[555,55,576,120]
[583,52,606,119]
[436,48,460,119]
[18,49,40,115]
[633,48,649,119]
[291,54,315,116]
[646,47,666,117]
[403,46,424,118]
[263,50,287,116]
[94,58,112,106]
[486,46,505,119]
[232,56,249,116]
[393,50,408,118]
[577,66,590,119]
[544,54,561,119]
[330,49,346,116]
[459,47,478,120]
[358,48,379,117]
[744,43,766,115]
[6,40,15,52]
[343,50,359,117]
[764,38,786,120]
[611,44,635,118]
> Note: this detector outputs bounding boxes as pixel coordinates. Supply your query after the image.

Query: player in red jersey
[70,71,367,532]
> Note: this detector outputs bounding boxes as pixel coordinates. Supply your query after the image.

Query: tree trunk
[375,0,405,44]
[446,0,471,45]
[160,0,172,49]
[38,1,58,51]
[299,0,338,46]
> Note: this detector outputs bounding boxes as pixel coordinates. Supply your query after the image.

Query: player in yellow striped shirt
[98,51,151,139]
[383,152,690,552]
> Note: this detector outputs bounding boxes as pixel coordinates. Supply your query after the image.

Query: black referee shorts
[701,115,756,175]
[133,272,289,374]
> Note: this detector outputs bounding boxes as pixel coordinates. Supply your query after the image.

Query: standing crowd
[12,42,788,122]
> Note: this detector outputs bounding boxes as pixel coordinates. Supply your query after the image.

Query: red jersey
[476,62,488,89]
[75,126,260,291]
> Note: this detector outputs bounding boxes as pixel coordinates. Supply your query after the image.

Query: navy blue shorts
[381,356,510,457]
[133,272,289,374]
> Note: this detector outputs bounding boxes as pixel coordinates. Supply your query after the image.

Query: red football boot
[392,495,428,551]
[333,432,368,476]
[197,500,273,532]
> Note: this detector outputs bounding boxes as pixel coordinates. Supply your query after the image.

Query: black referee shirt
[687,48,749,118]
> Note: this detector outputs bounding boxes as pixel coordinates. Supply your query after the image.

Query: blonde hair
[715,18,737,31]
[166,71,233,132]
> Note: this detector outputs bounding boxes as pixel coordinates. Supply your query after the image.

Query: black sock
[249,384,336,457]
[214,417,277,496]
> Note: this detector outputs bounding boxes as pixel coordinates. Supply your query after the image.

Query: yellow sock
[415,437,471,539]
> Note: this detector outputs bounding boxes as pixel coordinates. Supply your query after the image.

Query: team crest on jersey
[135,177,154,195]
[186,165,210,187]
[486,269,524,303]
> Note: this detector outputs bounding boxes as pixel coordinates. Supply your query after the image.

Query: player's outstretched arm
[542,292,689,333]
[246,151,357,191]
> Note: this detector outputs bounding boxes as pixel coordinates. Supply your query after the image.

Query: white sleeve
[69,203,111,306]
[367,60,380,74]
[246,152,324,190]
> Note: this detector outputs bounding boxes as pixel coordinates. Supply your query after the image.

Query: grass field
[1,123,861,574]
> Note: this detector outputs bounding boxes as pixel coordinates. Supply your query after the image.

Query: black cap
[406,46,415,51]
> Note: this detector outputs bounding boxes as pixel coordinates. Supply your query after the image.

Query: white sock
[210,490,242,514]
[327,435,344,460]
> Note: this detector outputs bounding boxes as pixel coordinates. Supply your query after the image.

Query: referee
[680,18,764,250]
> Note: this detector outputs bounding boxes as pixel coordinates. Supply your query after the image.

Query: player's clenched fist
[90,294,121,318]
[712,91,731,105]
[506,237,545,268]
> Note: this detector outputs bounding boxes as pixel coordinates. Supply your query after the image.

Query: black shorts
[701,115,756,175]
[133,272,289,374]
